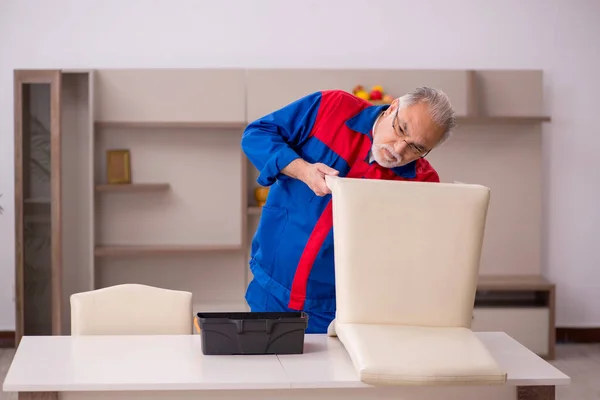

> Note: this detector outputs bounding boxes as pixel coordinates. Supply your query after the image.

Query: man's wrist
[282,158,310,182]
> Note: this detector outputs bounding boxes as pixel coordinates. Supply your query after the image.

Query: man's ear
[383,98,399,116]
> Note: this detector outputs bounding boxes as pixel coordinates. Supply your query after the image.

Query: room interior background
[0,0,598,333]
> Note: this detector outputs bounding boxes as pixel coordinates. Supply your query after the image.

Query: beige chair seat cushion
[336,323,507,386]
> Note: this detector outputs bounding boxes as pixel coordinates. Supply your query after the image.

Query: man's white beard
[371,144,405,168]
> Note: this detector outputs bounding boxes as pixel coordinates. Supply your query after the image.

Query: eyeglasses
[391,106,431,158]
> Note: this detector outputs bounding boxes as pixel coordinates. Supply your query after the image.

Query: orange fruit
[355,90,370,100]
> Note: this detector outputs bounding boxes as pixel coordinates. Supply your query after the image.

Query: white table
[3,332,569,400]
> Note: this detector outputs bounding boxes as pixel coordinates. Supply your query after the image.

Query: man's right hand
[282,159,339,196]
[300,162,339,196]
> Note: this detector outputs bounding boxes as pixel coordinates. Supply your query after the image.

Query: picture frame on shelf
[106,149,132,184]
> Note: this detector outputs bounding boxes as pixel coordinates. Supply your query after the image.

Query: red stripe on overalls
[288,91,377,310]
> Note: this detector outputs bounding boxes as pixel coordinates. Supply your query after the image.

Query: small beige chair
[70,283,193,335]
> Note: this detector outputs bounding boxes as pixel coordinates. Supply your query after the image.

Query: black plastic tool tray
[196,311,308,355]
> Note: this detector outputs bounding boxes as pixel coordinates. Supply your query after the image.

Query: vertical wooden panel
[466,70,479,116]
[50,72,63,336]
[13,71,24,345]
[240,150,249,292]
[89,70,97,291]
[548,286,556,360]
[59,71,94,334]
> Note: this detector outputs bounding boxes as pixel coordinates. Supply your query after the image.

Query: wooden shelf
[456,116,550,124]
[95,183,171,192]
[94,121,247,129]
[94,245,242,257]
[477,275,554,291]
[23,197,51,204]
[370,100,392,105]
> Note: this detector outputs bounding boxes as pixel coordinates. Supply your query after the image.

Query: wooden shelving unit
[14,67,554,349]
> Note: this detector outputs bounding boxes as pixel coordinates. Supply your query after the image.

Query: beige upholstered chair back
[326,176,491,329]
[70,284,193,335]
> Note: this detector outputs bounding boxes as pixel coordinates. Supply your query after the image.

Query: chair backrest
[326,176,491,329]
[70,284,193,335]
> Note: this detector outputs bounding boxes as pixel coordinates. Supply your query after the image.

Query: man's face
[371,100,444,168]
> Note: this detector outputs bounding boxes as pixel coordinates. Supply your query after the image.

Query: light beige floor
[1,344,599,399]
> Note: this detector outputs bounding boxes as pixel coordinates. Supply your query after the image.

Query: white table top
[2,332,570,392]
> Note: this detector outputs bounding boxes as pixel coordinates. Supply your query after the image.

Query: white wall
[0,0,598,330]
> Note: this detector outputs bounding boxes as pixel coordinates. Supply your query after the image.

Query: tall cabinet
[14,70,93,344]
[14,70,61,344]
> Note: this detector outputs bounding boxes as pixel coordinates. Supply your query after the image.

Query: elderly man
[241,87,456,333]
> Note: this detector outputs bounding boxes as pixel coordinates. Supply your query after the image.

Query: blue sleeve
[241,91,322,187]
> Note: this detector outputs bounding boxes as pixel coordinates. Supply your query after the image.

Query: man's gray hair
[397,86,456,146]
